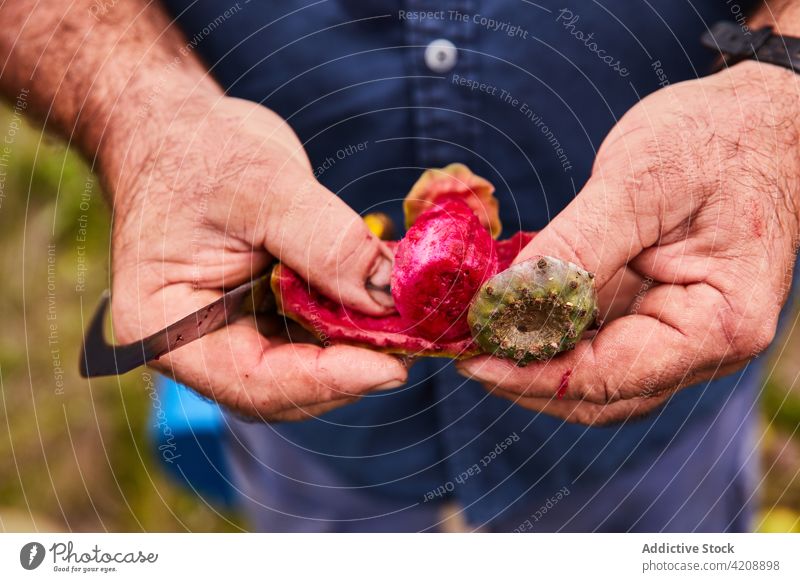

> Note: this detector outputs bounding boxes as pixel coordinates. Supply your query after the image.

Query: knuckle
[262,408,304,423]
[575,350,616,404]
[307,349,341,400]
[718,304,778,360]
[546,219,601,274]
[577,377,614,405]
[570,404,625,427]
[109,288,143,345]
[748,315,779,357]
[221,379,276,419]
[570,410,596,426]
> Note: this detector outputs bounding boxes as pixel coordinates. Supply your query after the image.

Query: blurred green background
[0,104,798,533]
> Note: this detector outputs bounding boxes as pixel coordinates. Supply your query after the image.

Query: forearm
[0,1,221,181]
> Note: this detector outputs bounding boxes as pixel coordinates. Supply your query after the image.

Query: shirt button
[424,39,457,73]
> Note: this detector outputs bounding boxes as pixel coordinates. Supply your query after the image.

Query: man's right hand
[107,94,407,421]
[0,0,406,421]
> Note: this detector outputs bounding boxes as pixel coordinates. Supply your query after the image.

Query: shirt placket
[404,0,489,512]
[404,0,479,167]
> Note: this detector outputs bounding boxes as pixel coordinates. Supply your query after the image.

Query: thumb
[513,173,646,289]
[265,176,395,316]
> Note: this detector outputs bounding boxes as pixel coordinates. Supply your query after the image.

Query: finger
[489,385,672,426]
[482,354,746,410]
[511,170,646,290]
[598,265,650,322]
[261,174,396,316]
[258,397,360,423]
[112,281,407,417]
[458,282,736,404]
[228,342,405,411]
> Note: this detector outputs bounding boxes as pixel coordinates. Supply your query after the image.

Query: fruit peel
[403,163,502,238]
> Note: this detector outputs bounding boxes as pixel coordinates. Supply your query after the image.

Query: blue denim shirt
[160,0,768,524]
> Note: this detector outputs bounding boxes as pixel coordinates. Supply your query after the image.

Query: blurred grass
[0,103,798,532]
[0,104,239,532]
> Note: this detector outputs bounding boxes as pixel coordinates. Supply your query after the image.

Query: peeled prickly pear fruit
[468,256,599,364]
[391,197,498,342]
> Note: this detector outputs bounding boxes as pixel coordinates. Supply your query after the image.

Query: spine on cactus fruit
[467,256,599,365]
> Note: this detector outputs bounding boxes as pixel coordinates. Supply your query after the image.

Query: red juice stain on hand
[556,370,571,400]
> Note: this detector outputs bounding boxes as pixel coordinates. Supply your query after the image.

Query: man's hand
[458,61,800,425]
[0,0,406,421]
[109,94,406,421]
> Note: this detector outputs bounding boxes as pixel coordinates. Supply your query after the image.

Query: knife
[79,273,274,378]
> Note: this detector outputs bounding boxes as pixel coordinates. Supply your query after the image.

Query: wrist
[715,60,800,219]
[93,73,223,202]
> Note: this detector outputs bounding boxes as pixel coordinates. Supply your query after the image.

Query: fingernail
[455,361,472,374]
[375,378,404,390]
[369,255,392,286]
[455,360,480,379]
[366,281,394,308]
[367,256,394,308]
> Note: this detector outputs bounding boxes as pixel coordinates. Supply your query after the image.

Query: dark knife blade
[79,273,274,378]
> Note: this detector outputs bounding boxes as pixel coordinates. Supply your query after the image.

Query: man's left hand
[458,61,800,426]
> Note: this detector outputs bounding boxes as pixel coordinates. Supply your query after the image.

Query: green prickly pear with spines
[468,256,599,365]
